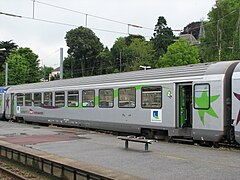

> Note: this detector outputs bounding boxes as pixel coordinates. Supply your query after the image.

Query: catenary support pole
[60,48,63,80]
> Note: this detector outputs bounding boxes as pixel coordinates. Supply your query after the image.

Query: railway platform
[0,121,240,180]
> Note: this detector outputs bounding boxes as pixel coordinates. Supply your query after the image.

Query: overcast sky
[0,0,216,68]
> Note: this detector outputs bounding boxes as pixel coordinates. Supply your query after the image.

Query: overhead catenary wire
[31,0,183,32]
[32,0,153,31]
[0,11,129,36]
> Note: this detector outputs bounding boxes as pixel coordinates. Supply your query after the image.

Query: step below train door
[177,83,193,129]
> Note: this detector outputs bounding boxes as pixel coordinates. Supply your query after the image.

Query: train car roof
[7,61,239,92]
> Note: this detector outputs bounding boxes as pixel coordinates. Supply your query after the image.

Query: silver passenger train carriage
[2,61,240,144]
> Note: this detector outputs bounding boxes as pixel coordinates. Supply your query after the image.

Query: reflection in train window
[68,91,79,107]
[25,93,32,106]
[119,88,136,108]
[99,89,114,108]
[82,90,95,107]
[55,91,65,107]
[34,93,42,107]
[141,87,162,109]
[44,92,52,106]
[194,84,210,109]
[17,94,24,106]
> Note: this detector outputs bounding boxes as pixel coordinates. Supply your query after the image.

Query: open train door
[177,83,193,128]
[232,63,240,144]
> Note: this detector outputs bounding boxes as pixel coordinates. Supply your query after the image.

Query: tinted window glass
[194,84,210,109]
[142,87,162,108]
[55,91,65,107]
[25,93,32,106]
[99,89,114,108]
[44,92,52,106]
[34,93,42,107]
[82,90,95,107]
[68,91,79,107]
[119,88,136,108]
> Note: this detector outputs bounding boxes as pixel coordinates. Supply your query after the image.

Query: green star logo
[195,91,219,125]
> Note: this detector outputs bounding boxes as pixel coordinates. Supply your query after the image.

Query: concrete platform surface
[0,121,240,180]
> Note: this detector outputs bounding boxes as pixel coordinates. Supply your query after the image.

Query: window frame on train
[25,93,32,106]
[99,89,114,108]
[82,89,95,108]
[193,83,210,110]
[141,86,162,109]
[118,87,136,108]
[67,90,79,107]
[44,92,53,106]
[16,94,24,106]
[55,91,65,107]
[34,92,42,107]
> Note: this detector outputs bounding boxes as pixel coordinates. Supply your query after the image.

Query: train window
[99,89,114,108]
[119,88,136,108]
[44,92,52,106]
[17,94,24,106]
[55,91,65,107]
[25,93,32,106]
[194,84,210,109]
[34,93,42,107]
[82,90,95,107]
[141,87,162,109]
[68,91,79,107]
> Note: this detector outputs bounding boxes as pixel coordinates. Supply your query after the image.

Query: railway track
[0,166,27,180]
[0,157,58,180]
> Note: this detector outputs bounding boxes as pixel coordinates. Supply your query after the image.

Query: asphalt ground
[0,121,240,180]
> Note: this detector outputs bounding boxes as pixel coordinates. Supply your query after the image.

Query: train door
[177,84,192,128]
[10,93,14,118]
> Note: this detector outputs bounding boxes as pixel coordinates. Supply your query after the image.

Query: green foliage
[127,39,156,71]
[2,53,29,85]
[151,16,175,59]
[96,47,112,75]
[39,66,54,81]
[110,36,156,72]
[17,48,40,83]
[65,26,104,77]
[158,40,200,67]
[110,37,128,72]
[0,40,18,71]
[63,56,74,79]
[200,0,240,61]
[0,48,40,85]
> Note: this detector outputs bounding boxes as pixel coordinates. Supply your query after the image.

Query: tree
[110,35,157,72]
[125,34,145,46]
[17,48,40,83]
[0,40,18,71]
[39,66,53,81]
[63,56,74,79]
[126,38,156,71]
[200,0,240,61]
[0,48,40,85]
[158,39,200,67]
[110,37,128,73]
[65,26,103,77]
[96,47,112,75]
[151,16,175,59]
[1,53,29,85]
